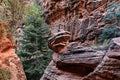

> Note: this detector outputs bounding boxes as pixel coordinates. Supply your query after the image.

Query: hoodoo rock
[41,37,120,80]
[40,0,120,80]
[48,30,71,53]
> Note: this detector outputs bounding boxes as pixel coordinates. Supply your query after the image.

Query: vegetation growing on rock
[99,1,120,43]
[0,0,25,43]
[0,69,11,80]
[99,27,120,43]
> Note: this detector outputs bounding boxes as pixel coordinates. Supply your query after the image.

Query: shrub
[0,69,11,80]
[99,27,120,43]
[105,1,120,24]
[100,1,120,43]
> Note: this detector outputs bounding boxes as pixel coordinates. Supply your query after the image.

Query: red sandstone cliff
[40,0,120,80]
[41,0,120,43]
[40,29,120,80]
[0,22,26,80]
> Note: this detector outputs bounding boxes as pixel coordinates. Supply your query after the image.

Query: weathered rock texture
[0,22,26,80]
[0,37,26,80]
[41,36,120,80]
[82,37,120,80]
[40,0,120,80]
[48,30,71,53]
[41,0,120,43]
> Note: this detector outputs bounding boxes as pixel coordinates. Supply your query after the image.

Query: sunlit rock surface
[48,30,71,53]
[0,36,26,80]
[41,35,120,80]
[40,0,120,80]
[41,0,120,43]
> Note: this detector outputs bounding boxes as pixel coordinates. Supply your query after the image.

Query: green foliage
[0,0,24,26]
[107,1,120,10]
[0,69,11,80]
[17,4,52,80]
[105,1,120,23]
[99,27,120,43]
[24,3,43,19]
[100,2,120,43]
[0,0,25,43]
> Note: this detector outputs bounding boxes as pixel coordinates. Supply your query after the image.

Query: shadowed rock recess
[40,0,120,80]
[41,32,120,80]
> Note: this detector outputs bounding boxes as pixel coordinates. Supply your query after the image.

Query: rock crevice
[41,31,120,80]
[40,0,120,80]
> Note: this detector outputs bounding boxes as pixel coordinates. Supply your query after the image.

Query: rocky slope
[0,22,26,80]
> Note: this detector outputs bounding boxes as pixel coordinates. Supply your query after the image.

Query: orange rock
[48,30,71,53]
[0,37,13,53]
[0,37,26,80]
[41,0,119,43]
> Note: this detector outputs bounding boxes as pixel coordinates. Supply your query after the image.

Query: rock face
[41,34,120,80]
[82,37,120,80]
[40,0,120,43]
[48,30,71,53]
[40,0,120,80]
[0,36,26,80]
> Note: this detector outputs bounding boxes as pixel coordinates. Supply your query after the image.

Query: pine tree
[17,4,51,80]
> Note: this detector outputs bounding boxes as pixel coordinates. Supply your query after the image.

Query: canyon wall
[41,0,120,80]
[0,22,26,80]
[40,28,120,80]
[41,0,120,44]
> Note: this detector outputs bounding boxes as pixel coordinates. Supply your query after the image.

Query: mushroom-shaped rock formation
[40,0,120,79]
[41,37,120,80]
[48,30,71,53]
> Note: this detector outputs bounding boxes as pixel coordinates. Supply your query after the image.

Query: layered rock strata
[41,0,120,43]
[41,33,120,80]
[40,0,120,80]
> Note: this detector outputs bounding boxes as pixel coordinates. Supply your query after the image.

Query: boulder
[48,30,71,53]
[108,37,120,59]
